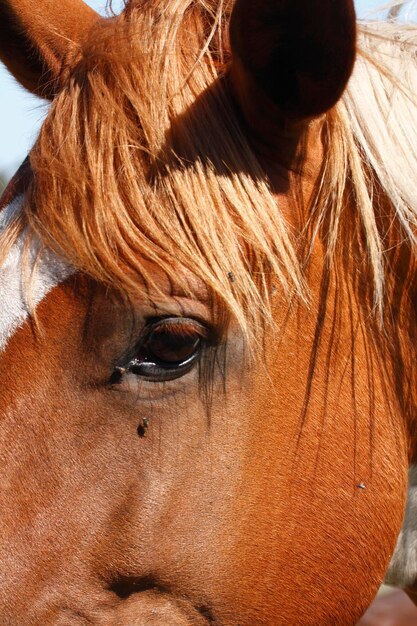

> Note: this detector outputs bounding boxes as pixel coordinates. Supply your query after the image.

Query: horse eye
[112,318,206,383]
[141,324,201,365]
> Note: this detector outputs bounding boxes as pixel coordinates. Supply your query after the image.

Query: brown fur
[0,266,409,624]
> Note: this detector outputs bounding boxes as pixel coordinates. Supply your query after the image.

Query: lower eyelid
[111,357,199,386]
[110,338,204,385]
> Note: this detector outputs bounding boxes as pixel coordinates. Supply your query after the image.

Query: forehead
[0,194,219,355]
[0,196,73,352]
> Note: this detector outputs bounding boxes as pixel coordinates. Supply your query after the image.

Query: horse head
[0,1,416,624]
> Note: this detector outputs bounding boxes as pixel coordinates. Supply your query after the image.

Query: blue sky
[0,0,411,179]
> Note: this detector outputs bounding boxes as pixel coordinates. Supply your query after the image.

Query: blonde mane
[2,1,417,343]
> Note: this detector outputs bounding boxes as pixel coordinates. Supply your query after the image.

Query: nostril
[197,605,216,623]
[108,576,217,624]
[109,575,167,599]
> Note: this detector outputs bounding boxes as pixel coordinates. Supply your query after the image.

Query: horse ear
[229,0,357,124]
[0,0,100,99]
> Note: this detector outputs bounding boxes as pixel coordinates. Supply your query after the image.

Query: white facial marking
[385,466,417,588]
[0,196,73,352]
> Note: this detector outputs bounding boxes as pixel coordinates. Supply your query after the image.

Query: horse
[1,0,417,623]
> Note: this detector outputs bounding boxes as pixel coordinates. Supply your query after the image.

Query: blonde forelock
[1,3,417,344]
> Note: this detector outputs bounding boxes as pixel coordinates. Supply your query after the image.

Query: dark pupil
[144,329,200,364]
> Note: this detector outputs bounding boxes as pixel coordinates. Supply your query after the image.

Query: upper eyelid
[115,316,213,368]
[141,316,213,343]
[146,317,208,335]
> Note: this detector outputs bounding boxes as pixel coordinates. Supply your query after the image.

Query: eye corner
[109,365,128,386]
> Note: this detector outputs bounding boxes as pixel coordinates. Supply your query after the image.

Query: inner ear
[0,2,49,94]
[229,0,357,121]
